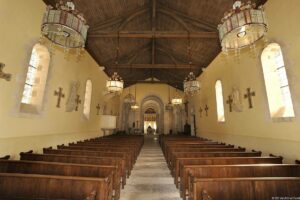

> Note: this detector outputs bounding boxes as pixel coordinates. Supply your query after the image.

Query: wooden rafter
[158,5,216,31]
[107,64,200,69]
[90,6,148,31]
[89,31,218,39]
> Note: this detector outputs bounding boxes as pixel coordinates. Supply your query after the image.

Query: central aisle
[120,135,181,200]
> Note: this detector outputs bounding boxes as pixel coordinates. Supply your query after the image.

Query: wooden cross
[54,87,65,108]
[0,63,12,81]
[244,88,256,109]
[75,95,81,111]
[205,105,209,116]
[96,104,101,115]
[226,95,233,112]
[199,107,203,117]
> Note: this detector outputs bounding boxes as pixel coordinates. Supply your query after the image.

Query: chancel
[0,0,300,199]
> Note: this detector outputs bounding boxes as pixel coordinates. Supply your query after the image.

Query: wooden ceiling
[43,0,267,89]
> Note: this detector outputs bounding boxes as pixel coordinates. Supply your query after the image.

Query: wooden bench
[182,164,300,200]
[20,152,125,192]
[165,147,246,167]
[58,144,138,163]
[170,151,262,173]
[175,156,283,187]
[0,173,110,200]
[0,160,116,200]
[43,148,132,177]
[190,177,300,200]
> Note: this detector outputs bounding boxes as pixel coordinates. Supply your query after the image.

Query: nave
[120,135,181,200]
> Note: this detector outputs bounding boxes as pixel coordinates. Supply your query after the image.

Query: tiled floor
[120,135,181,200]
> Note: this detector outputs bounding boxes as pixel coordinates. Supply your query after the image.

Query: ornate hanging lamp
[131,84,139,110]
[172,87,183,105]
[218,0,268,52]
[106,32,124,93]
[183,34,201,96]
[41,0,89,49]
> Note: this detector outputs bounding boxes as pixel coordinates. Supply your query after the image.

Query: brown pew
[0,160,116,200]
[174,156,283,187]
[43,148,132,177]
[170,151,262,173]
[20,152,125,192]
[0,173,110,200]
[166,147,246,167]
[182,164,300,200]
[190,177,300,200]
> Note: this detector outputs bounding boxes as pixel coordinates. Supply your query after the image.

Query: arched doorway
[144,108,157,134]
[140,95,164,134]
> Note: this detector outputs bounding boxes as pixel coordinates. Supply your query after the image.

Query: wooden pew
[0,173,110,200]
[69,143,141,161]
[174,156,283,187]
[43,148,132,177]
[165,147,246,167]
[0,160,116,200]
[190,177,300,200]
[170,151,262,173]
[182,164,300,200]
[58,144,138,163]
[20,152,125,196]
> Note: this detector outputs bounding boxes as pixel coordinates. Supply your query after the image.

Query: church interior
[1,0,300,199]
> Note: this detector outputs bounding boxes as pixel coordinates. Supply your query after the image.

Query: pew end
[0,155,10,160]
[19,150,33,156]
[238,146,246,150]
[43,147,53,153]
[269,154,283,160]
[57,144,65,148]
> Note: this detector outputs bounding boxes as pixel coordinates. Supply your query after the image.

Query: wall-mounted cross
[54,87,65,108]
[0,63,12,81]
[199,107,203,117]
[226,95,233,112]
[205,105,209,117]
[75,95,81,111]
[96,104,101,115]
[244,88,256,109]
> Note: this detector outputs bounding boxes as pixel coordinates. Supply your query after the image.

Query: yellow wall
[0,0,114,159]
[189,0,300,163]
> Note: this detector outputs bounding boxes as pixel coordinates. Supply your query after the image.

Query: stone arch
[140,95,165,134]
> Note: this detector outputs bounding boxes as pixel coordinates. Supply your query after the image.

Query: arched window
[21,44,50,113]
[215,80,225,122]
[83,80,93,119]
[261,43,295,118]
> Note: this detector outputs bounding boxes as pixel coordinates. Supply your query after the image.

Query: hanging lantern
[184,72,201,96]
[41,1,89,49]
[172,88,183,105]
[106,72,124,93]
[218,1,268,52]
[131,84,139,110]
[106,32,124,93]
[183,34,201,96]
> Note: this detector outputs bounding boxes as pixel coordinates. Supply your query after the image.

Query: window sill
[271,117,294,123]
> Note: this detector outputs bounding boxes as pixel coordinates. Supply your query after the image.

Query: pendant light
[218,0,268,52]
[172,87,183,105]
[131,84,139,110]
[183,33,201,96]
[106,32,124,93]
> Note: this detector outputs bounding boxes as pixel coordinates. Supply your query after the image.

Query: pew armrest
[0,155,10,160]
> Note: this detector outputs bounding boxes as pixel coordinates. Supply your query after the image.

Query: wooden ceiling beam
[91,6,148,31]
[158,5,217,31]
[107,64,200,69]
[89,31,218,39]
[151,0,157,65]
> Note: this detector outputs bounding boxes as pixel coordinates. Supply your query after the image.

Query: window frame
[215,80,226,123]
